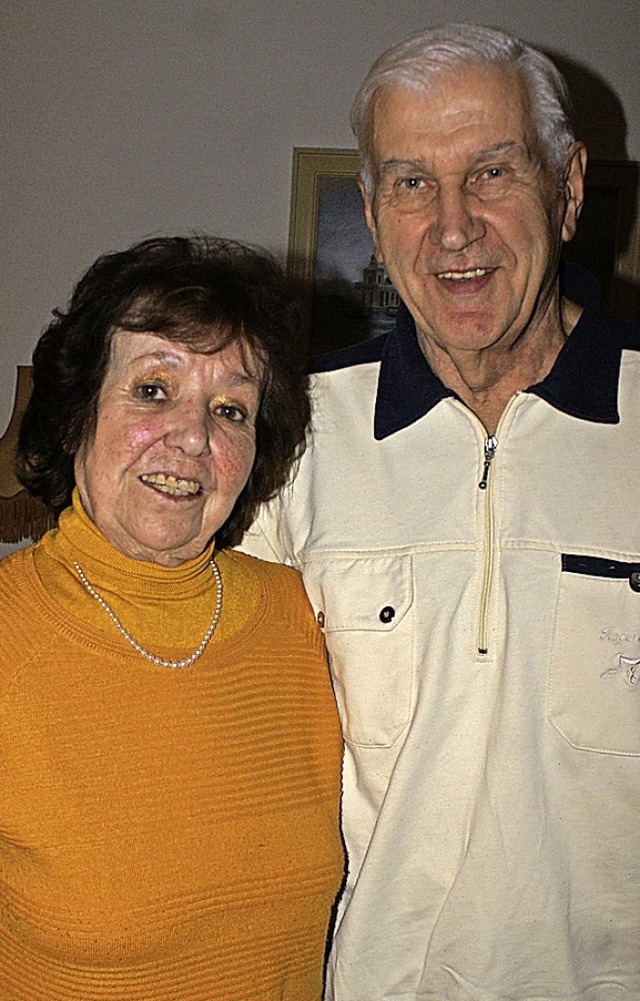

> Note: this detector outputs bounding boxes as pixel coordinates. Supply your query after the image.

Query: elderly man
[243,23,640,1001]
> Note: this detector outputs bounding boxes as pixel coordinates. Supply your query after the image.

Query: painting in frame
[287,147,640,358]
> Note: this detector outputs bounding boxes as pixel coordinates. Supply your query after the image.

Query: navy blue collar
[373,265,625,440]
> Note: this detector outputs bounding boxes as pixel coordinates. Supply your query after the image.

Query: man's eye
[479,166,507,181]
[399,177,424,190]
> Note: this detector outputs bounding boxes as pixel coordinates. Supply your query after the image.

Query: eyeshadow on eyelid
[130,365,171,380]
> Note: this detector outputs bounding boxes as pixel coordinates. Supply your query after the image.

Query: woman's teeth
[140,473,201,496]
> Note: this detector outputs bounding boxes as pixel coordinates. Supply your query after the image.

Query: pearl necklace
[73,558,223,669]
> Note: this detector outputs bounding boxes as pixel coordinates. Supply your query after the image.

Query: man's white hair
[351,22,575,195]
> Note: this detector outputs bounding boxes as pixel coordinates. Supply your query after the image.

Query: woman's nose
[163,402,211,456]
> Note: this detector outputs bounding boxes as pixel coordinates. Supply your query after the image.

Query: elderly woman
[0,236,344,999]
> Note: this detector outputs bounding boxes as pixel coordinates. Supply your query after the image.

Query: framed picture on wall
[287,147,640,358]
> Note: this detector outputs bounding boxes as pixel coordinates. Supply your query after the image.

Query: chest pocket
[548,554,640,756]
[303,554,414,747]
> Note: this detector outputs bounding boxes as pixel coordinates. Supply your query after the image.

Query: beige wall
[2,0,639,438]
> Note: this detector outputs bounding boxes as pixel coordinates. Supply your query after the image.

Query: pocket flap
[307,554,413,632]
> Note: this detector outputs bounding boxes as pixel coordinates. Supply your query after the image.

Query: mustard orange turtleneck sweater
[0,492,344,1000]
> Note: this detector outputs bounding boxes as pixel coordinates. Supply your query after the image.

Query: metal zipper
[478,435,498,490]
[478,435,498,653]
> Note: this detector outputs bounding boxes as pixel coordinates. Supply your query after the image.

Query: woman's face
[74,330,262,566]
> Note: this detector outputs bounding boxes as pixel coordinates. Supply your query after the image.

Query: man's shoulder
[616,315,640,351]
[564,262,640,348]
[596,303,640,353]
[305,334,388,422]
[309,332,387,376]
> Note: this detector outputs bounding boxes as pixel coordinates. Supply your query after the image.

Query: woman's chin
[103,518,213,567]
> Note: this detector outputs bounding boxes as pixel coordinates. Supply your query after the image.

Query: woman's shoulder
[218,549,320,641]
[0,543,48,693]
[0,542,37,598]
[0,543,46,628]
[219,548,305,593]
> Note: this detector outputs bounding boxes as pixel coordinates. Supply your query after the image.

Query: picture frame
[287,147,640,357]
[287,148,371,358]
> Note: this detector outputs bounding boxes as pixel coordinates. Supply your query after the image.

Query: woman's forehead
[106,329,264,382]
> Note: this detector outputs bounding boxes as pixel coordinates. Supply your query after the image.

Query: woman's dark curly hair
[17,235,309,549]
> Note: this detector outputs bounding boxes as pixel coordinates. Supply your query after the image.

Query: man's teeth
[140,473,201,496]
[438,268,490,280]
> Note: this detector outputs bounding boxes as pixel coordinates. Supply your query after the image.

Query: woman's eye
[135,383,168,401]
[215,403,246,423]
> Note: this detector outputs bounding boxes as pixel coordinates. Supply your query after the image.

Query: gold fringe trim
[0,489,55,544]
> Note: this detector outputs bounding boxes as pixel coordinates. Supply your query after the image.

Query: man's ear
[561,142,588,244]
[357,173,384,263]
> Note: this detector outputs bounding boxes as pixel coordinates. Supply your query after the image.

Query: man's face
[361,64,585,364]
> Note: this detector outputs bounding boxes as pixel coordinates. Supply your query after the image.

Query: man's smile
[437,267,493,280]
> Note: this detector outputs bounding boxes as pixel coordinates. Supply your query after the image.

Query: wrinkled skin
[74,332,262,566]
[361,64,587,431]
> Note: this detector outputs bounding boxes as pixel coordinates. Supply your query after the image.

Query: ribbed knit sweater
[0,494,344,999]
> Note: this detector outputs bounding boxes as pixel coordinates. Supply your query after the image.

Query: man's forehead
[369,66,537,160]
[371,64,527,127]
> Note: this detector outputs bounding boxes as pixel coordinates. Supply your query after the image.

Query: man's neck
[420,296,583,435]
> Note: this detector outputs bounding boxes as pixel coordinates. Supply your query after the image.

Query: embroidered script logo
[599,628,640,688]
[599,627,640,646]
[601,655,640,688]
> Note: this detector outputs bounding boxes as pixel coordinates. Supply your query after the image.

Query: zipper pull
[479,435,498,490]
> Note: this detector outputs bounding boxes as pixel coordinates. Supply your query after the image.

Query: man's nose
[163,401,211,456]
[428,185,485,252]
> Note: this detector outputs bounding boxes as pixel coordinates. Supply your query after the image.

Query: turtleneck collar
[42,489,216,601]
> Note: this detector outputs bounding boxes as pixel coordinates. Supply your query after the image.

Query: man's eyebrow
[471,141,529,161]
[378,142,530,175]
[378,158,429,175]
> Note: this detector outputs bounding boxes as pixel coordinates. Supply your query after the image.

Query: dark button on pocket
[379,606,396,624]
[630,572,640,592]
